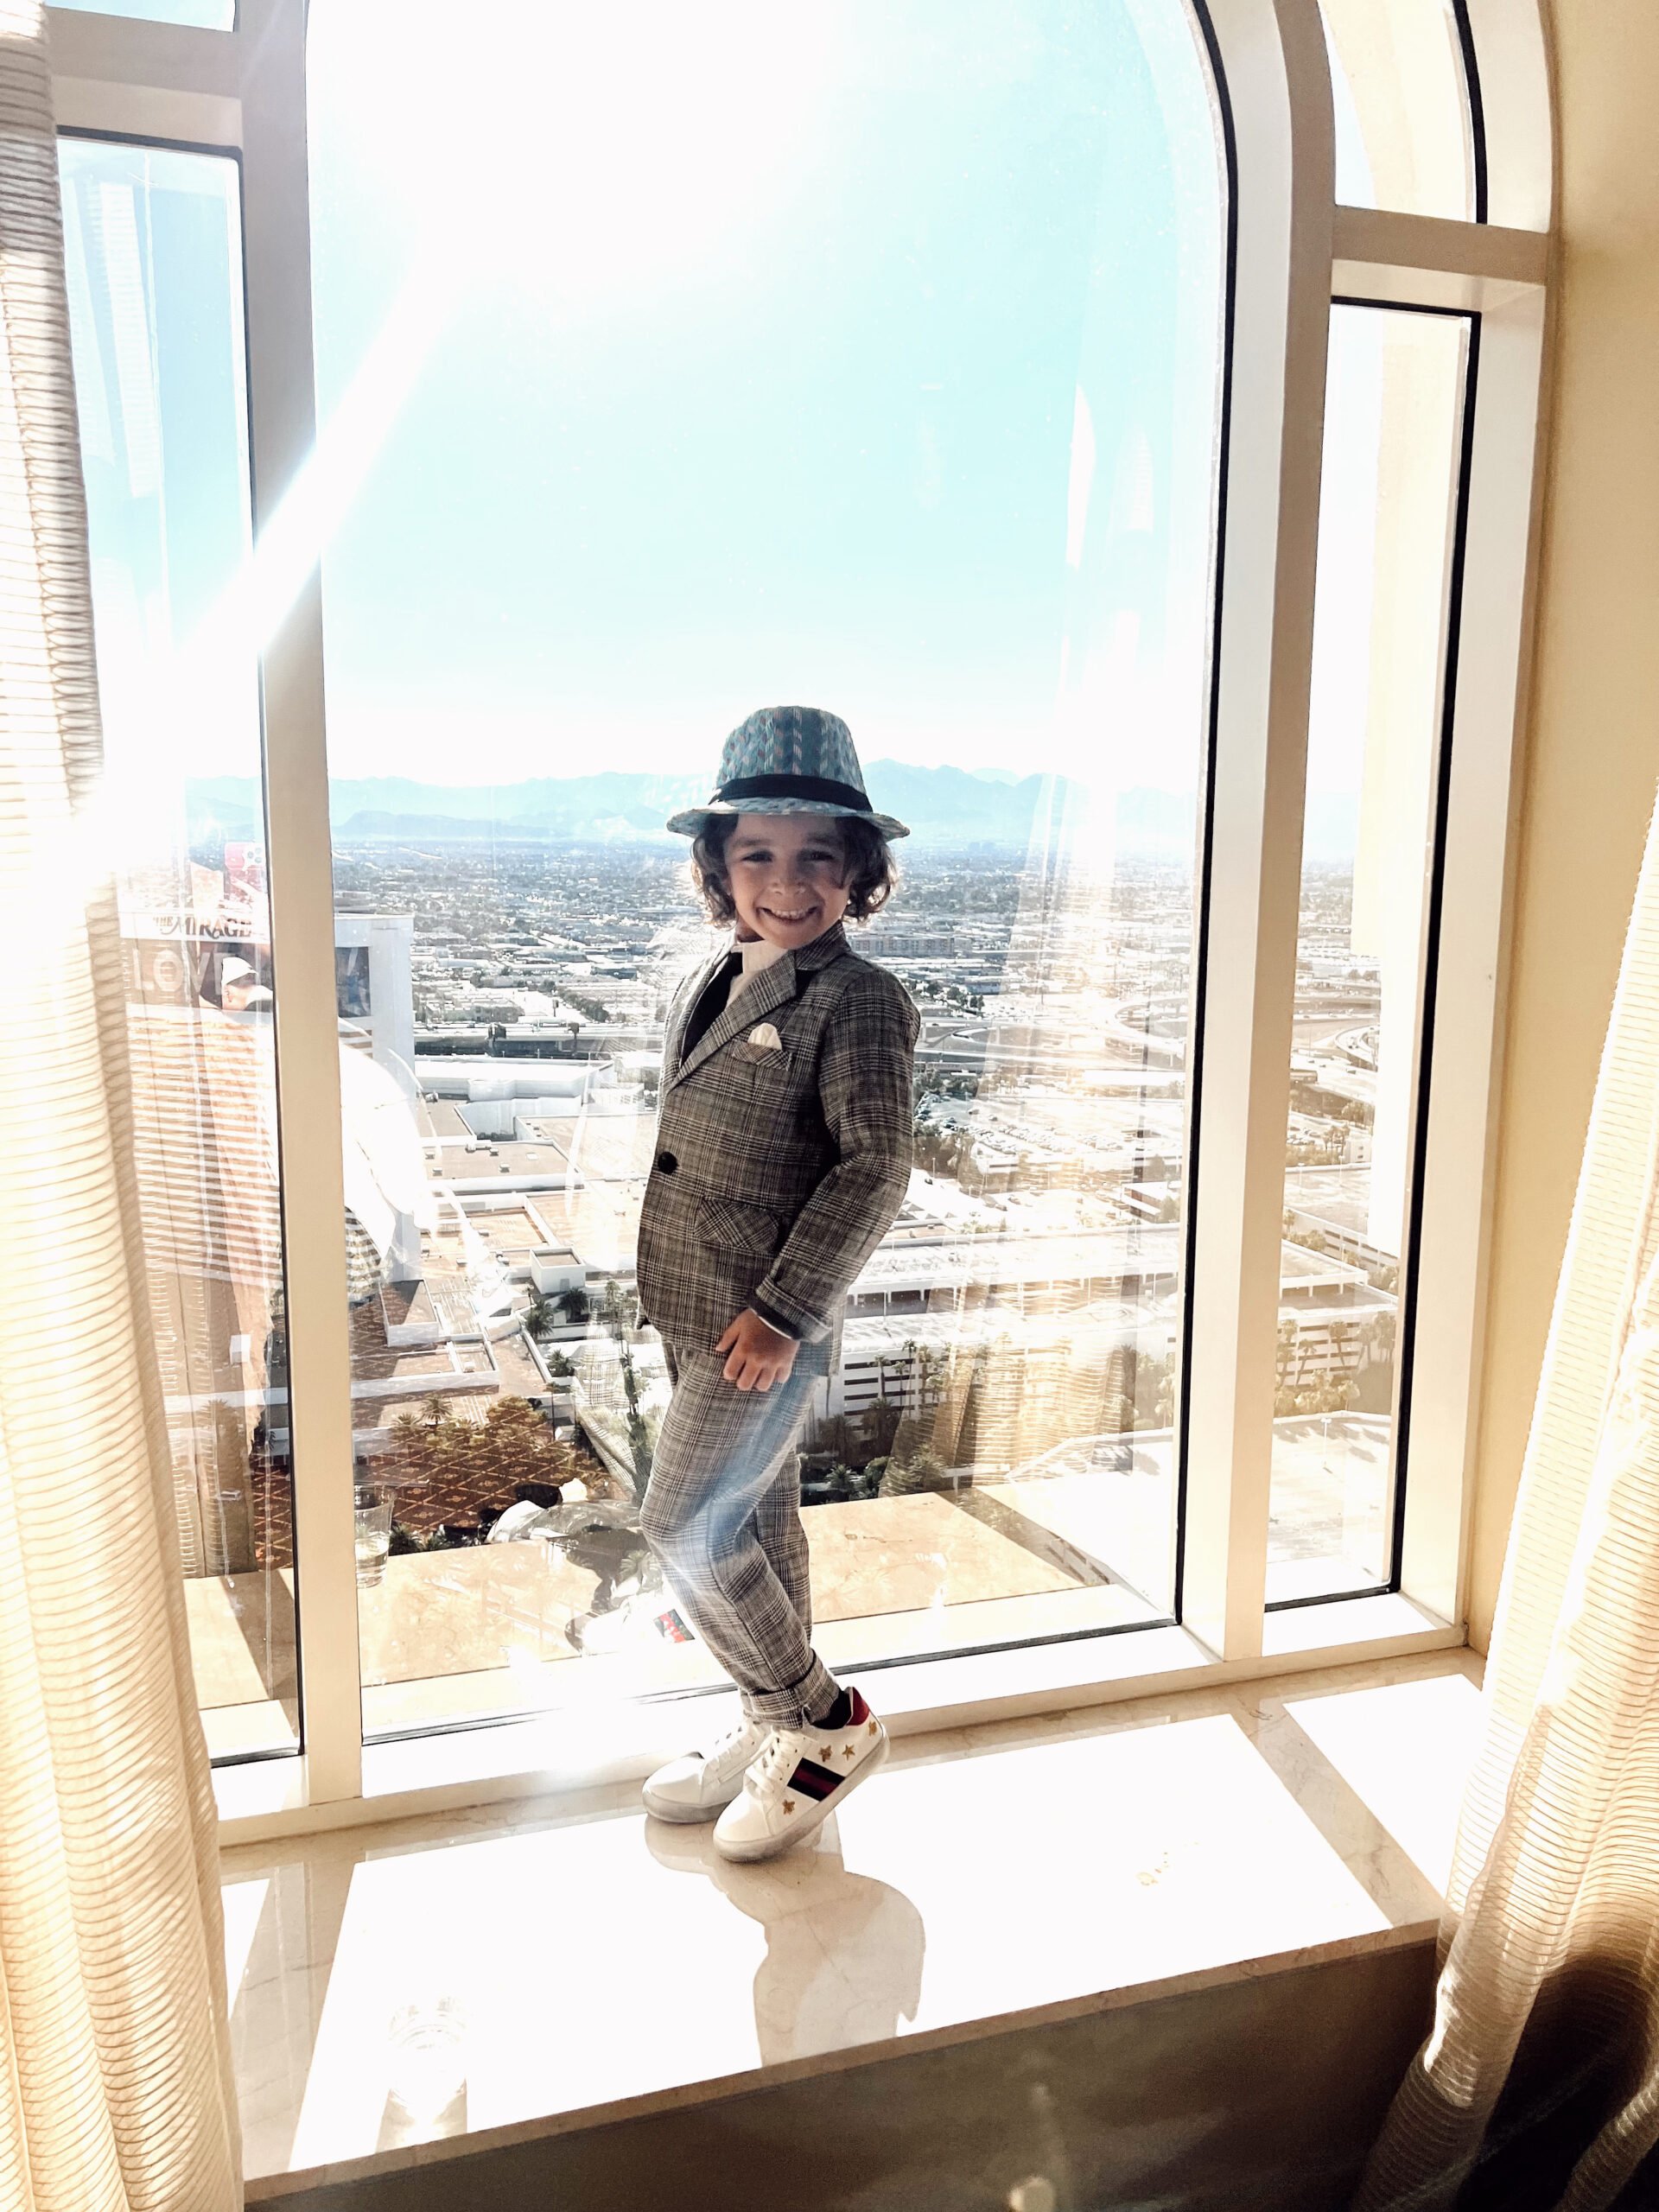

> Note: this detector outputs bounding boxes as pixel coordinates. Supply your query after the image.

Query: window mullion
[46,10,244,147]
[1396,285,1546,1624]
[1331,204,1548,308]
[237,0,362,1804]
[1180,0,1333,1660]
[44,7,240,93]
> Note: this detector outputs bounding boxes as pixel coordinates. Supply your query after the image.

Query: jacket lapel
[668,922,849,1091]
[671,955,798,1090]
[664,944,732,1078]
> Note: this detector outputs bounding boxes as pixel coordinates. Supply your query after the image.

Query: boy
[635,706,918,1862]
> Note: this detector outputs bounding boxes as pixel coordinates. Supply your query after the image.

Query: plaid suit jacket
[636,922,919,1365]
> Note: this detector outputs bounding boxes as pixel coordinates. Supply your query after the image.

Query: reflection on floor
[227,1647,1482,2196]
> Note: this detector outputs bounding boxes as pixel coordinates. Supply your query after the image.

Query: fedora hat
[665,705,909,841]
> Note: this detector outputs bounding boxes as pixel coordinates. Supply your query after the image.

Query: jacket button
[657,1150,677,1173]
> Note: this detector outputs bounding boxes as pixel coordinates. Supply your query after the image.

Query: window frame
[43,0,1552,1834]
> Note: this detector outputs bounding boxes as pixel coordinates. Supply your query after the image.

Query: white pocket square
[747,1022,783,1051]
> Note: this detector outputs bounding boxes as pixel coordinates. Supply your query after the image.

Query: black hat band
[715,772,873,813]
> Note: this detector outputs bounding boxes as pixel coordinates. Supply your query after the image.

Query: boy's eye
[732,848,842,868]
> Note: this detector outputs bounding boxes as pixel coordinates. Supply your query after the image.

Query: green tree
[1274,1319,1301,1389]
[900,1336,946,1411]
[880,1445,950,1497]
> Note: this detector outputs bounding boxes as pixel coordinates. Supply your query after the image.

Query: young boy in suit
[636,706,919,1862]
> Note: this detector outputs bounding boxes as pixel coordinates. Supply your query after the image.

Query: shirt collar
[735,935,790,980]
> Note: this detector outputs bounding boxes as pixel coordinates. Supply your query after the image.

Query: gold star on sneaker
[784,1801,796,1816]
[868,1720,878,1735]
[842,1745,855,1759]
[819,1745,832,1760]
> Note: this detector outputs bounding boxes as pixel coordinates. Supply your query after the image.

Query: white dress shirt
[726,933,788,1008]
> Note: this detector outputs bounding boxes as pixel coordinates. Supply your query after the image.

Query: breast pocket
[721,1039,807,1128]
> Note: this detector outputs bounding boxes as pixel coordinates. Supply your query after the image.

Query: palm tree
[601,1280,652,1491]
[1274,1319,1302,1412]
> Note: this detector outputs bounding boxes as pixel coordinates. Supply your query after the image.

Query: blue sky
[54,0,232,22]
[303,0,1226,791]
[59,4,1434,856]
[62,4,1254,812]
[60,135,260,808]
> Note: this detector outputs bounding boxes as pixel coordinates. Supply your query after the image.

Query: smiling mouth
[760,906,817,925]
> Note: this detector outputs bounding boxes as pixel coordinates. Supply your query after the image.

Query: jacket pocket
[696,1194,783,1257]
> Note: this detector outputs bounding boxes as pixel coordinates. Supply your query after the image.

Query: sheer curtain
[0,7,240,2207]
[1357,791,1659,2209]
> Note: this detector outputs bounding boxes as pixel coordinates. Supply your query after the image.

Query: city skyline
[181,760,1368,865]
[118,791,1398,1745]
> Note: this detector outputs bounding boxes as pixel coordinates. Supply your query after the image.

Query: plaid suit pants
[639,1343,839,1729]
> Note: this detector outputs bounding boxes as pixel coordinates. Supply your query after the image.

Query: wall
[256,1935,1438,2212]
[1466,0,1659,1647]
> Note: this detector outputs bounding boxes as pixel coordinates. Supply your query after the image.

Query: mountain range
[185,760,1359,861]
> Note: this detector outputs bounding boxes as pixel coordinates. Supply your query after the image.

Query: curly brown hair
[688,811,899,927]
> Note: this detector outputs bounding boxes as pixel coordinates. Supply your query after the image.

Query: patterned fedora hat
[665,705,909,840]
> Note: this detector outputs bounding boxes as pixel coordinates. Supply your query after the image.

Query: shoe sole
[714,1732,890,1863]
[641,1784,738,1826]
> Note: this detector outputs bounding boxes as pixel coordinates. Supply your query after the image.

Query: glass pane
[52,0,234,25]
[308,0,1225,1738]
[1319,0,1474,219]
[1265,303,1468,1606]
[60,138,295,1755]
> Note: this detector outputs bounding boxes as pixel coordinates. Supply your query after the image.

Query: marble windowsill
[213,1591,1461,1843]
[227,1646,1483,2199]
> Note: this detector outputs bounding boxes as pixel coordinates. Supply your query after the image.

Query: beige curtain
[1357,793,1659,2209]
[0,9,241,2209]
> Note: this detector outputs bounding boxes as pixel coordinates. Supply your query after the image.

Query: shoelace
[746,1730,807,1803]
[705,1718,765,1773]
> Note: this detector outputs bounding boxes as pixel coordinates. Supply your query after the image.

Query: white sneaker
[713,1689,888,1863]
[642,1715,769,1825]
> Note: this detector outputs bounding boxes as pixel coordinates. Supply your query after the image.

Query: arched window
[45,0,1551,1807]
[302,0,1227,1726]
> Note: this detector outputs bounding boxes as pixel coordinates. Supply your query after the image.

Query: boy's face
[725,811,851,950]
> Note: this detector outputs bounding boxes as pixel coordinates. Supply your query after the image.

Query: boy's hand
[715,1308,799,1392]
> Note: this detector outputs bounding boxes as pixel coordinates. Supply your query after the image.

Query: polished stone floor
[226,1646,1482,2196]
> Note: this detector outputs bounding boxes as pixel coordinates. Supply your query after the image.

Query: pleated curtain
[0,7,241,2208]
[1357,790,1659,2209]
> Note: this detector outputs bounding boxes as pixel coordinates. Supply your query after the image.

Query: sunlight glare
[222,1876,270,2010]
[1285,1672,1483,1893]
[321,0,839,300]
[150,2,843,802]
